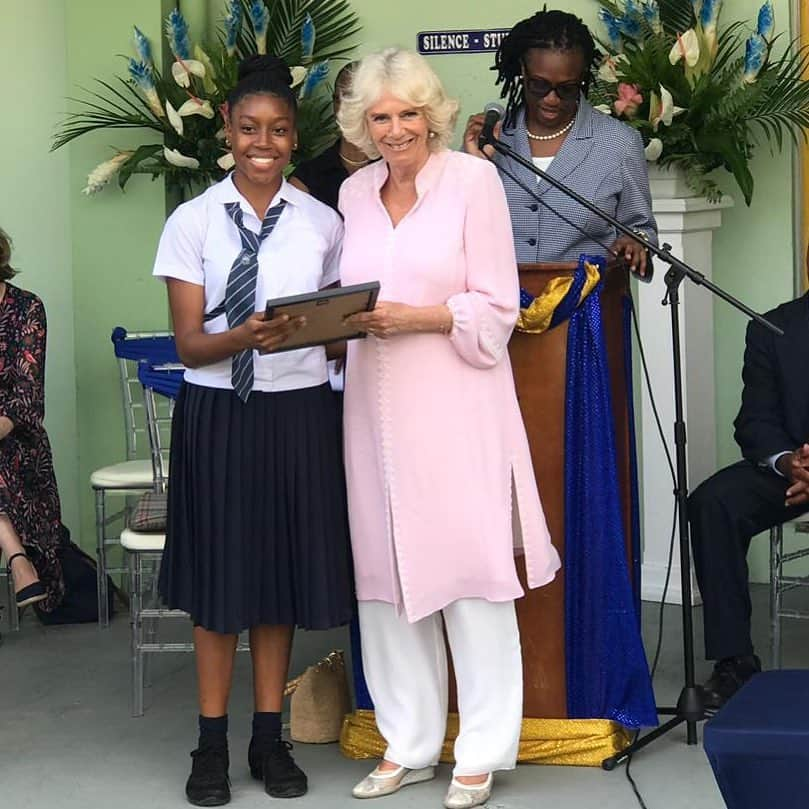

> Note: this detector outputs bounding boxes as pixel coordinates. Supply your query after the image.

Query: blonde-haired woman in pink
[338,48,561,809]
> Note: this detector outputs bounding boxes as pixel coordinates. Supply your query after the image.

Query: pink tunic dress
[339,149,560,622]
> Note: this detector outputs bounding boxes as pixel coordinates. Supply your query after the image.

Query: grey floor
[2,584,807,809]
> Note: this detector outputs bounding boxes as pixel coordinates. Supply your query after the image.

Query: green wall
[65,1,171,553]
[6,1,800,584]
[0,1,80,536]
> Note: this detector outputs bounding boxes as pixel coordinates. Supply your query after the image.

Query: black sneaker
[186,745,231,806]
[249,737,307,798]
[702,655,762,709]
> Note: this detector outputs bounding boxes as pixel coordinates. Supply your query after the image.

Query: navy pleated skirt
[158,381,354,634]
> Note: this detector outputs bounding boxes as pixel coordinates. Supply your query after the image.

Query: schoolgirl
[153,54,353,806]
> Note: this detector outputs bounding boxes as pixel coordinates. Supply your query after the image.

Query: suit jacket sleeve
[733,317,794,463]
[615,129,658,247]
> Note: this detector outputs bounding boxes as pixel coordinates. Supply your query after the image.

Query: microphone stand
[479,130,783,768]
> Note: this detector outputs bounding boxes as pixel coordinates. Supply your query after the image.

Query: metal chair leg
[130,551,144,717]
[143,555,160,689]
[5,564,20,632]
[95,488,110,628]
[775,523,785,669]
[770,524,783,669]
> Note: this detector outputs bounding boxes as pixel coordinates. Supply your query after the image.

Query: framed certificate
[261,281,380,354]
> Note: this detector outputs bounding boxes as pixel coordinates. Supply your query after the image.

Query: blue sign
[417,29,510,55]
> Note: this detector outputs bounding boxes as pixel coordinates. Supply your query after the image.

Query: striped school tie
[223,200,287,402]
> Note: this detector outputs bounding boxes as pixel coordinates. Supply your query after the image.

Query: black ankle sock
[252,711,282,743]
[198,714,228,749]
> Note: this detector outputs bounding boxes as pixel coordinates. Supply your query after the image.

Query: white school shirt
[153,174,343,392]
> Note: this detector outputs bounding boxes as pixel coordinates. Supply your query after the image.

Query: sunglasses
[522,77,584,103]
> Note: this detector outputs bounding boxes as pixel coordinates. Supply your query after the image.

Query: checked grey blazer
[494,98,658,264]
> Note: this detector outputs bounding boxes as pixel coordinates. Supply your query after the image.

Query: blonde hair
[337,48,459,159]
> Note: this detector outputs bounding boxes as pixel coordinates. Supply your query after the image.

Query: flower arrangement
[53,1,360,196]
[590,0,809,204]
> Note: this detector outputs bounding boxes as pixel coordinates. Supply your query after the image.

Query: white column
[637,169,733,604]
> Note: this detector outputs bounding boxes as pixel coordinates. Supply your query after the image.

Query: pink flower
[613,83,643,118]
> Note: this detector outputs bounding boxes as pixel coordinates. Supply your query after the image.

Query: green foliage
[53,0,361,196]
[592,0,809,204]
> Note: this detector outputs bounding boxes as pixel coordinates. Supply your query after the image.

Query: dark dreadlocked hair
[494,8,599,129]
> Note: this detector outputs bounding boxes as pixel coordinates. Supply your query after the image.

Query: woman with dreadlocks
[464,8,656,273]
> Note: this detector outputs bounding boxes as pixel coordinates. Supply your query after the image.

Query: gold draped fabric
[340,710,631,768]
[516,259,601,334]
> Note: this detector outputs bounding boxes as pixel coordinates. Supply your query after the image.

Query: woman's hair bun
[237,54,293,87]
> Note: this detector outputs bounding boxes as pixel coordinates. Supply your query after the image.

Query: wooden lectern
[509,260,635,718]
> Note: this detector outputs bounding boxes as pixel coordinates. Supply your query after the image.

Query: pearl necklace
[525,118,575,141]
[339,151,371,167]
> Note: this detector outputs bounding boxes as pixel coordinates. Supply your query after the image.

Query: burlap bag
[286,650,352,743]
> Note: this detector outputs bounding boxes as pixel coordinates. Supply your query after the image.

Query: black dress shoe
[702,655,762,709]
[249,737,307,798]
[7,552,47,609]
[186,745,230,806]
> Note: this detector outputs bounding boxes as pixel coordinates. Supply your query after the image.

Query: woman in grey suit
[464,8,657,272]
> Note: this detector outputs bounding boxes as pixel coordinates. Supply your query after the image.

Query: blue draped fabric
[111,326,179,365]
[563,256,657,728]
[137,360,184,400]
[623,296,643,618]
[350,614,373,709]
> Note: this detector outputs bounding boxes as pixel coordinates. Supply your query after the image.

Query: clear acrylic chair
[769,517,809,667]
[123,360,248,716]
[91,328,178,627]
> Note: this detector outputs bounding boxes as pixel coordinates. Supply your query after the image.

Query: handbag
[286,650,352,743]
[35,540,116,624]
[129,491,168,532]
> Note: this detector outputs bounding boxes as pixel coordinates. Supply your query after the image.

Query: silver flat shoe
[443,774,493,809]
[352,764,435,799]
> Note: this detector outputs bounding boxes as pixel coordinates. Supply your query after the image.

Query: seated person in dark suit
[689,283,809,707]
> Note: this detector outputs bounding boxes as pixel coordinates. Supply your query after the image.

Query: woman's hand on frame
[239,312,305,353]
[345,302,415,339]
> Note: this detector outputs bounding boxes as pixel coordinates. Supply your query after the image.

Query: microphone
[478,102,504,150]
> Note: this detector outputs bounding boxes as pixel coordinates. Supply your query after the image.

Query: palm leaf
[52,79,165,151]
[294,94,337,162]
[237,0,360,63]
[711,21,746,74]
[744,43,809,149]
[658,0,695,35]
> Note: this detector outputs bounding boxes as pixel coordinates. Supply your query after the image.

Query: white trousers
[357,598,523,776]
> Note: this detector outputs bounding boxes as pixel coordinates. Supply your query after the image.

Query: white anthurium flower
[171,59,206,88]
[644,138,663,162]
[217,152,236,170]
[290,66,307,88]
[650,85,686,130]
[177,98,215,119]
[597,53,628,83]
[83,151,135,195]
[166,100,183,136]
[164,147,200,169]
[594,103,614,115]
[194,46,217,94]
[669,29,700,67]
